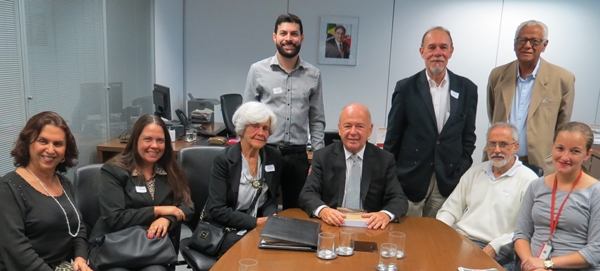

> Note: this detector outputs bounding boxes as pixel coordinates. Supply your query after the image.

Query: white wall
[154,0,184,118]
[180,0,600,161]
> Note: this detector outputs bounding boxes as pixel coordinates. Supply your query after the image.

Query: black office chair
[523,162,544,177]
[220,93,243,137]
[73,164,103,237]
[324,131,341,146]
[178,146,225,271]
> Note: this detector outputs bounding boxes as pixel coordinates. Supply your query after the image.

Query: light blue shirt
[509,59,541,157]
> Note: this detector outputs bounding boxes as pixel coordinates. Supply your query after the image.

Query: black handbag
[89,225,178,269]
[190,186,263,257]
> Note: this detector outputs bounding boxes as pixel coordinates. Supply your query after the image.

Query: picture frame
[318,15,359,66]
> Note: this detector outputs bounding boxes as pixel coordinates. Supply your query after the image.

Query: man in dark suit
[383,26,477,218]
[299,103,408,229]
[325,25,350,58]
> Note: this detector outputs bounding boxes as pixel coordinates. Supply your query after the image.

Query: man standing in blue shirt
[244,13,325,210]
[487,20,575,174]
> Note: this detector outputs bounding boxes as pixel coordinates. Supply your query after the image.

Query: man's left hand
[483,244,496,259]
[362,212,391,230]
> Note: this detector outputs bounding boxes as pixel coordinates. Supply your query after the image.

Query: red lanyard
[549,170,583,238]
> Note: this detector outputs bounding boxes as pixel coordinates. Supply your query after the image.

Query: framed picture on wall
[318,15,359,66]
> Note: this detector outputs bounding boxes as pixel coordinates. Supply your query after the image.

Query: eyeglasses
[487,141,517,149]
[514,37,546,47]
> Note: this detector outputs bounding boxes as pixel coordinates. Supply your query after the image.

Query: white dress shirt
[426,70,450,133]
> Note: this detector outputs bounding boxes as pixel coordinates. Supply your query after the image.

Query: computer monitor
[152,84,171,120]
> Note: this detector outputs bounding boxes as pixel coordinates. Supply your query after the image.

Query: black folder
[258,216,321,251]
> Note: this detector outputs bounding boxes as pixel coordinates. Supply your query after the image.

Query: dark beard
[276,42,301,58]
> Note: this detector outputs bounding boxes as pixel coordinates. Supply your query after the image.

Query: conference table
[210,208,504,271]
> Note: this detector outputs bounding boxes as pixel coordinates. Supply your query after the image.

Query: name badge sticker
[265,165,275,172]
[499,189,510,196]
[450,90,459,99]
[135,186,147,193]
[273,87,283,94]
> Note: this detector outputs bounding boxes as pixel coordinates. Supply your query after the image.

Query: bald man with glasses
[487,20,575,175]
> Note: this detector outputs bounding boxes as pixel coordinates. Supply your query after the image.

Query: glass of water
[238,258,258,271]
[316,232,337,260]
[185,128,197,142]
[388,231,406,259]
[376,243,397,271]
[335,229,355,256]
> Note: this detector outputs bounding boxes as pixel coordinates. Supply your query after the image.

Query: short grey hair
[421,26,453,47]
[487,122,519,142]
[232,101,277,137]
[515,20,548,40]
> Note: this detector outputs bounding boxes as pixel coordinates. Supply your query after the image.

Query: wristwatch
[543,259,554,269]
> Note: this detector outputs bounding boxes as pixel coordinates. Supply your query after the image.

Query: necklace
[26,167,81,237]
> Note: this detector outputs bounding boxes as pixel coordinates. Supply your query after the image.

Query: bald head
[338,103,373,154]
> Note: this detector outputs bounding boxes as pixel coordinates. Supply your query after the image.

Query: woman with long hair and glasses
[90,115,193,271]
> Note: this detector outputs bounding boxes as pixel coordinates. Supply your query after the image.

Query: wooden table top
[210,209,503,271]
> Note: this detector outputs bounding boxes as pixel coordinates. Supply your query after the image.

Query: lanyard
[549,170,583,239]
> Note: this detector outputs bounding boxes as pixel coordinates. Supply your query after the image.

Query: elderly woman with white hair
[202,101,281,256]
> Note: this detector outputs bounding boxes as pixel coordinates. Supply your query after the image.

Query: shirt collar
[483,155,523,180]
[270,53,305,71]
[132,165,167,177]
[517,58,542,79]
[343,145,366,161]
[425,69,449,88]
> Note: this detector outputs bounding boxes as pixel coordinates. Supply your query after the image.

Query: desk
[96,123,225,162]
[211,209,503,271]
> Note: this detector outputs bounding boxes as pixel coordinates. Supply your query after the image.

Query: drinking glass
[389,231,406,259]
[335,229,355,256]
[376,243,398,271]
[316,232,337,260]
[185,128,197,142]
[239,258,258,271]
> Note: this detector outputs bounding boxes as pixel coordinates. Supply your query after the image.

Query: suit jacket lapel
[131,174,154,206]
[334,143,347,207]
[228,144,243,197]
[417,71,437,126]
[499,61,519,120]
[445,70,461,130]
[260,148,275,198]
[153,174,169,205]
[360,145,373,203]
[528,59,549,121]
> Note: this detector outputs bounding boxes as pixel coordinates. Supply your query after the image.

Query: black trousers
[279,151,309,210]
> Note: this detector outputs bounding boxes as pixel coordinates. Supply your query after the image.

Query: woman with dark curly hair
[90,114,193,271]
[0,111,92,271]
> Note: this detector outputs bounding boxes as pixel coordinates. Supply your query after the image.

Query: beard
[276,42,301,58]
[489,153,510,168]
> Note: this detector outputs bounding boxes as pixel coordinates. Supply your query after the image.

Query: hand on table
[318,207,346,226]
[362,212,391,230]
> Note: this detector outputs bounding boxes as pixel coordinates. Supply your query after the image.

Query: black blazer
[90,163,194,241]
[383,69,477,202]
[298,141,408,219]
[204,143,281,230]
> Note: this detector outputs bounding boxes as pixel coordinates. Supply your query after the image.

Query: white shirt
[237,154,269,217]
[426,70,450,133]
[436,159,537,252]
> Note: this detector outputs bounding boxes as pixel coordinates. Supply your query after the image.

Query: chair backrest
[523,162,544,177]
[220,93,243,137]
[178,146,225,229]
[324,131,341,146]
[73,163,103,238]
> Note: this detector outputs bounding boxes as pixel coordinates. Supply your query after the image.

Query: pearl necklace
[26,167,81,238]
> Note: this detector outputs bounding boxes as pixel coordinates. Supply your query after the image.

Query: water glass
[389,231,406,259]
[185,128,197,142]
[335,229,355,256]
[376,243,397,271]
[316,232,337,260]
[239,258,258,271]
